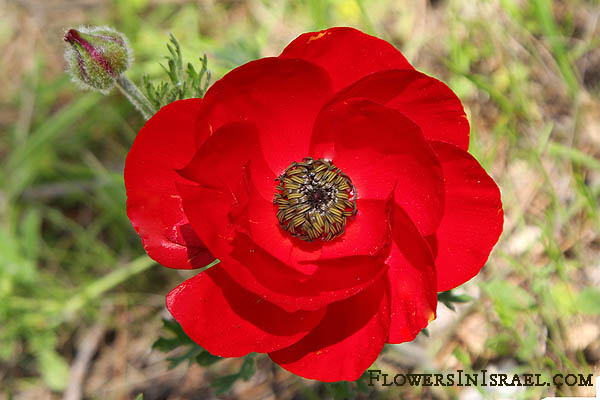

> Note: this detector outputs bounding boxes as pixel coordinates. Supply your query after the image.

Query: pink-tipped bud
[64,26,132,93]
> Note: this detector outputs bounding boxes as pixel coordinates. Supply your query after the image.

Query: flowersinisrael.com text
[367,369,594,388]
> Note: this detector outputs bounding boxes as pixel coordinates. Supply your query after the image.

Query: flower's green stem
[115,75,157,120]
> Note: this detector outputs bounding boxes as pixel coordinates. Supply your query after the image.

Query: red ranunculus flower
[125,27,503,382]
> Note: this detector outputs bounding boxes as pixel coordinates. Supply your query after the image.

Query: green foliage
[210,355,255,395]
[31,333,71,391]
[0,61,157,392]
[196,350,223,367]
[153,319,223,369]
[549,282,578,315]
[482,280,536,327]
[530,0,579,96]
[437,290,473,311]
[576,287,600,315]
[324,381,352,399]
[453,346,472,370]
[143,34,211,109]
[318,373,372,400]
[210,374,240,395]
[153,319,256,395]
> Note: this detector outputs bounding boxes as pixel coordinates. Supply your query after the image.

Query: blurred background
[1,0,599,399]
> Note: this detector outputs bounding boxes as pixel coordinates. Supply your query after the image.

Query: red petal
[241,176,321,275]
[226,233,389,312]
[124,99,213,269]
[269,275,390,382]
[196,57,333,176]
[279,27,413,92]
[176,119,388,312]
[174,121,263,258]
[386,205,437,343]
[177,121,269,195]
[333,70,470,150]
[319,199,391,259]
[178,120,390,311]
[429,142,504,291]
[166,266,326,357]
[311,98,445,236]
[176,182,388,313]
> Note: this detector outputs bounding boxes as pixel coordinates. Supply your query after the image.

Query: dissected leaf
[209,355,255,395]
[211,374,239,395]
[154,319,223,369]
[239,355,255,381]
[438,289,473,311]
[143,35,211,108]
[195,350,222,366]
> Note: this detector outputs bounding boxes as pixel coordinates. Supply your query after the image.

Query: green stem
[532,0,578,97]
[115,75,157,120]
[57,255,156,325]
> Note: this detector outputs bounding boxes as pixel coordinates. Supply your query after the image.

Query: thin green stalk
[115,75,157,120]
[547,141,600,171]
[58,255,156,325]
[355,0,376,36]
[532,0,578,97]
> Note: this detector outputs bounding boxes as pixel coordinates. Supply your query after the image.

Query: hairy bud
[64,26,132,93]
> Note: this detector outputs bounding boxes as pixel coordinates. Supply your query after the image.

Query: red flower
[125,27,503,382]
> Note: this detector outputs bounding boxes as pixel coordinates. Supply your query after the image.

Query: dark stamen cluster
[274,157,357,241]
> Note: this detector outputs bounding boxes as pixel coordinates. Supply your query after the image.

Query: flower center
[273,157,357,241]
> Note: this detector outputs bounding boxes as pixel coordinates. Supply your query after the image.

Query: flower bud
[64,26,132,93]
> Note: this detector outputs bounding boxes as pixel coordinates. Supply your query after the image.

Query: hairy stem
[115,75,156,120]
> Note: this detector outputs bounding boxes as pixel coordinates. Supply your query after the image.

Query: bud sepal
[64,26,132,94]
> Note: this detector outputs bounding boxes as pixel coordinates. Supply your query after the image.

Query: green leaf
[482,280,535,327]
[576,287,600,315]
[453,346,472,370]
[161,318,195,344]
[38,350,70,391]
[195,350,222,367]
[438,289,473,311]
[516,320,540,362]
[238,355,255,381]
[154,319,223,369]
[483,280,535,311]
[549,282,577,315]
[152,337,177,352]
[19,208,42,264]
[143,34,211,109]
[209,355,255,395]
[32,335,70,391]
[166,346,203,369]
[356,372,370,393]
[324,381,353,400]
[485,333,515,356]
[211,374,239,395]
[482,280,536,327]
